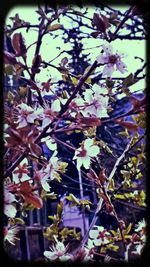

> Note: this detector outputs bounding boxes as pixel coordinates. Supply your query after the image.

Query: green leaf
[65,193,80,205]
[57,201,64,216]
[122,223,132,236]
[107,243,119,252]
[114,194,125,199]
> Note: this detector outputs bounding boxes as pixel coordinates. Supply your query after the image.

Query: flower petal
[4,204,17,218]
[84,138,94,148]
[89,229,99,239]
[83,156,91,169]
[44,251,57,260]
[116,60,127,73]
[51,99,61,112]
[102,64,114,77]
[97,54,109,64]
[88,145,100,157]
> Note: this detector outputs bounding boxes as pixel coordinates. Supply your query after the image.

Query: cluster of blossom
[43,220,146,262]
[3,34,146,264]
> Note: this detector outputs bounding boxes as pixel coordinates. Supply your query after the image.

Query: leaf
[31,54,42,74]
[19,86,28,97]
[107,244,119,252]
[7,91,14,102]
[15,218,25,224]
[47,24,64,31]
[114,194,125,199]
[66,193,80,205]
[108,178,115,191]
[12,33,27,56]
[93,13,109,32]
[9,128,22,142]
[4,64,14,75]
[41,191,57,200]
[22,192,43,208]
[125,223,132,235]
[57,201,64,216]
[115,119,138,132]
[71,76,79,86]
[80,117,101,127]
[30,143,42,156]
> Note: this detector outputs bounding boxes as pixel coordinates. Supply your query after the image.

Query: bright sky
[5,5,145,97]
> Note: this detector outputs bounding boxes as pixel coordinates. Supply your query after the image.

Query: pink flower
[97,43,127,77]
[73,139,100,170]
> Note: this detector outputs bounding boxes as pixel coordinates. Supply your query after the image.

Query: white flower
[82,84,109,118]
[36,152,60,191]
[97,43,127,77]
[34,169,51,192]
[135,219,146,232]
[73,139,100,170]
[4,226,19,245]
[89,225,110,246]
[51,98,67,113]
[4,189,17,218]
[44,241,72,261]
[16,103,37,129]
[41,136,57,151]
[51,99,61,112]
[44,151,60,180]
[12,163,30,184]
[82,239,94,261]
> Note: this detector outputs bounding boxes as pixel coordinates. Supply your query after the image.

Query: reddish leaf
[19,181,32,193]
[9,128,22,141]
[80,117,101,126]
[93,13,109,32]
[30,143,42,156]
[115,119,138,131]
[31,54,42,74]
[22,192,43,208]
[12,33,27,56]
